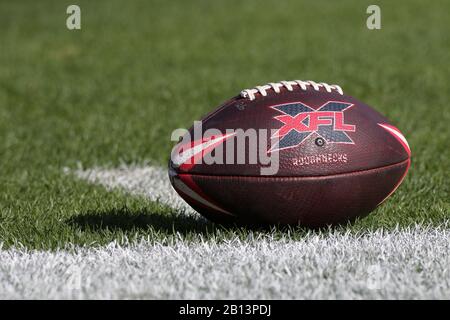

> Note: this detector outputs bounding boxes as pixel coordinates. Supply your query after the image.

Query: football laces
[240,80,343,101]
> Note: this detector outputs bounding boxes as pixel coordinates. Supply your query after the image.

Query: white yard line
[0,227,449,299]
[0,165,448,299]
[72,164,195,214]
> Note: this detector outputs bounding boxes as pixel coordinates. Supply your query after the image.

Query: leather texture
[169,87,411,226]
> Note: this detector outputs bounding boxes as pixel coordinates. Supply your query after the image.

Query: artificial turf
[0,0,448,249]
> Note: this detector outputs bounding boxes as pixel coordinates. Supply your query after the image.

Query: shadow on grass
[66,207,315,237]
[67,208,224,235]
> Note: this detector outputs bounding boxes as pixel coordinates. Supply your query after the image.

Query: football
[169,80,411,227]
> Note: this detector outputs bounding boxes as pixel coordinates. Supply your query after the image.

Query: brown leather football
[169,80,411,227]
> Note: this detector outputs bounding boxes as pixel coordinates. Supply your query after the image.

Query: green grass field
[0,0,449,250]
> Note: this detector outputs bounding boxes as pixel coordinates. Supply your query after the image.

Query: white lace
[240,80,343,101]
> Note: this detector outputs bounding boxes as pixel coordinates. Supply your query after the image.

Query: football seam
[175,158,410,180]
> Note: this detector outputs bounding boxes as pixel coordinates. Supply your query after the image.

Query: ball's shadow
[67,208,223,235]
[66,207,306,235]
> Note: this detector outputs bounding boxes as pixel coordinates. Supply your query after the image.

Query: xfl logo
[270,101,355,152]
